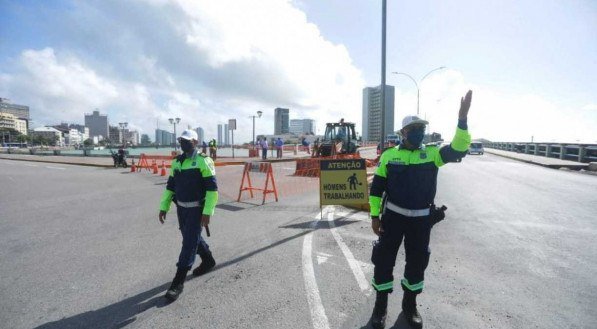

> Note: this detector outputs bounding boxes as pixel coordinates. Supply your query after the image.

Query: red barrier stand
[237,162,279,205]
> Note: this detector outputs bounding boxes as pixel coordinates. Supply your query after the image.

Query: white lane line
[302,216,330,329]
[22,163,38,167]
[328,206,372,295]
[45,166,65,170]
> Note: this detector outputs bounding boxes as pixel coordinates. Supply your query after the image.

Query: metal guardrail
[485,142,597,163]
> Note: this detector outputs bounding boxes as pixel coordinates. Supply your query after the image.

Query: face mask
[406,127,425,148]
[180,139,195,153]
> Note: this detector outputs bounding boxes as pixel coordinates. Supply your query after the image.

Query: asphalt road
[0,154,595,329]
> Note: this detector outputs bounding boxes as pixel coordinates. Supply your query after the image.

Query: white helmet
[179,129,198,141]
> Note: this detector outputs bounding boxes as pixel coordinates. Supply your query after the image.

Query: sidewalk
[485,148,592,170]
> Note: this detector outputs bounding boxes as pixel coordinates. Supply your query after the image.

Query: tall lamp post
[392,66,446,115]
[169,117,180,150]
[118,122,128,146]
[249,111,263,146]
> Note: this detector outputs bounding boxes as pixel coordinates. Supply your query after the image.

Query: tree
[83,138,93,147]
[15,134,29,146]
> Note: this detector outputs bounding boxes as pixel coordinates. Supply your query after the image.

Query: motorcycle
[110,150,128,168]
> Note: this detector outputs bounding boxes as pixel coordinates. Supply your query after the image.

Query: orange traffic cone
[160,161,167,176]
[152,161,158,174]
[130,158,136,172]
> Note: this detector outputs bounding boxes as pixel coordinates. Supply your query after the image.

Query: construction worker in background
[201,140,207,154]
[368,90,473,329]
[158,129,218,302]
[208,139,217,160]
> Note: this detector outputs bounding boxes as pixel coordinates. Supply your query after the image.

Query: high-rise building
[274,108,290,134]
[362,85,395,142]
[224,124,229,145]
[195,127,204,143]
[289,119,316,135]
[0,98,30,130]
[84,110,109,139]
[109,126,122,143]
[155,129,175,146]
[124,130,139,146]
[0,112,28,135]
[217,124,223,145]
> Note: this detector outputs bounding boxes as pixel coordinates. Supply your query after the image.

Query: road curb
[0,156,113,168]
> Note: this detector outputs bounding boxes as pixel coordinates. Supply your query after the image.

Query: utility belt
[384,201,430,217]
[176,200,203,208]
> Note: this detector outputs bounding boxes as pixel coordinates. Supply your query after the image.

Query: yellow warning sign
[319,159,368,205]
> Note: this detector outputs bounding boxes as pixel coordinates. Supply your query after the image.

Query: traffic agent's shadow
[34,282,173,329]
[36,211,352,329]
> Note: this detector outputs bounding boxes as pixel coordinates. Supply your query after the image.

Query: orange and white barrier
[237,162,279,205]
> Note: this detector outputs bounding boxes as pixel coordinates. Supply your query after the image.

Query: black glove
[430,205,447,226]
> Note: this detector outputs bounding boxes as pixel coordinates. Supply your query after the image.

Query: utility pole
[380,0,387,146]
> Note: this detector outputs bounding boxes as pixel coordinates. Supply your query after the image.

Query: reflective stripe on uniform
[371,279,394,291]
[177,201,201,208]
[385,201,430,217]
[401,278,424,292]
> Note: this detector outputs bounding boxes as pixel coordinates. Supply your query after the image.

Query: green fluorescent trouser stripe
[371,279,394,291]
[401,278,424,291]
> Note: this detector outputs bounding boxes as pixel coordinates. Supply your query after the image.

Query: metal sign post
[229,119,236,158]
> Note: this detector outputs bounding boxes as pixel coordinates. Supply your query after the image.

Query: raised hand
[459,90,473,120]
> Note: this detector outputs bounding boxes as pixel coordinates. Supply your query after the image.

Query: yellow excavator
[314,118,359,157]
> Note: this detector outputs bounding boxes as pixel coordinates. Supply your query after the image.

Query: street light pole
[249,110,263,146]
[380,0,387,146]
[169,117,181,151]
[392,66,446,115]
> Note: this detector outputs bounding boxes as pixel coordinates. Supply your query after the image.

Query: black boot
[165,267,188,301]
[370,291,388,329]
[402,291,423,329]
[192,250,216,276]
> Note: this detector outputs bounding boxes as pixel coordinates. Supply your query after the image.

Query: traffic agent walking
[368,90,473,328]
[158,129,219,302]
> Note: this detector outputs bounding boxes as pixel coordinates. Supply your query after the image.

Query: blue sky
[1,0,595,142]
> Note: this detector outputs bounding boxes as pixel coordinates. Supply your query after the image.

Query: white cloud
[0,0,366,143]
[394,69,597,143]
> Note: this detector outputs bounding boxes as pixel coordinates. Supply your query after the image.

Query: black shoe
[402,291,423,329]
[192,252,216,276]
[370,292,388,329]
[165,268,188,301]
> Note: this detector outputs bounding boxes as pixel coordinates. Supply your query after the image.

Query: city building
[84,110,109,140]
[124,130,140,146]
[69,124,90,142]
[274,108,290,134]
[195,127,204,143]
[0,112,28,135]
[0,98,30,130]
[109,126,122,144]
[362,85,395,142]
[31,127,64,146]
[140,134,151,145]
[155,129,175,146]
[289,119,316,135]
[224,124,229,146]
[65,128,85,146]
[217,124,223,145]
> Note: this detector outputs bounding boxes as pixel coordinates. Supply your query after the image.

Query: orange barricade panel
[237,162,279,205]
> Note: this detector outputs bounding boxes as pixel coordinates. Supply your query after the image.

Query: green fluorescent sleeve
[451,127,472,152]
[202,190,219,216]
[159,189,174,212]
[369,195,382,217]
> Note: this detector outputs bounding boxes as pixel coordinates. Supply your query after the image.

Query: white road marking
[316,252,333,265]
[23,163,38,167]
[302,212,330,329]
[327,206,372,295]
[45,166,65,170]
